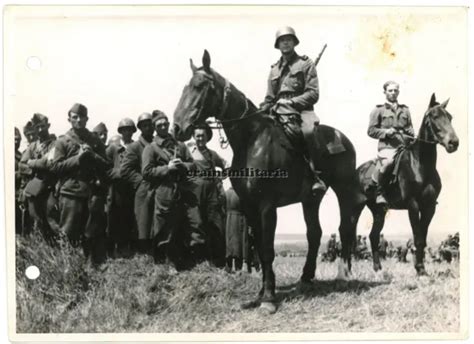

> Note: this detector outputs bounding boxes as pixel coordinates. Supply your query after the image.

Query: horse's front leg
[257,203,277,314]
[407,198,427,275]
[367,202,387,272]
[301,194,324,283]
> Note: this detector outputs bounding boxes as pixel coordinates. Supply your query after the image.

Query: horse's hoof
[259,302,277,315]
[240,299,260,310]
[296,280,314,293]
[417,269,428,277]
[373,264,382,272]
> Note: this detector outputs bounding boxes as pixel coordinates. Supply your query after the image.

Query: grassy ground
[16,233,459,333]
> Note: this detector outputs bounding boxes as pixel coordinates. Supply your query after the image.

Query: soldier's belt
[277,92,298,100]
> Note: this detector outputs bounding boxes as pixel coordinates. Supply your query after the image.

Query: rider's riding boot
[375,185,388,205]
[312,171,327,193]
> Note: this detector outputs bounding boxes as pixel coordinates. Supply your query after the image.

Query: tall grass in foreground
[16,233,459,333]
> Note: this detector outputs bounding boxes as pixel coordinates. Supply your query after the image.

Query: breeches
[27,190,59,237]
[373,148,397,182]
[59,193,106,244]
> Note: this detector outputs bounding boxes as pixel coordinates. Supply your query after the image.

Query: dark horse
[353,94,459,275]
[173,51,363,313]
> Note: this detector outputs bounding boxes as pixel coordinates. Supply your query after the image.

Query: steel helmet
[136,112,152,128]
[274,26,300,49]
[117,117,137,133]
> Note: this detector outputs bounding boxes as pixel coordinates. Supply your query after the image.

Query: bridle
[415,105,451,145]
[189,70,263,148]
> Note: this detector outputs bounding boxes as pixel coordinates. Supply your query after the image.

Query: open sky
[5,5,468,239]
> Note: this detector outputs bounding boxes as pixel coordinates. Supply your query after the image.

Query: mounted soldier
[259,26,326,193]
[367,81,415,204]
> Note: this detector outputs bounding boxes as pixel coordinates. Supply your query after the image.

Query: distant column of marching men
[14,104,259,271]
[322,232,459,263]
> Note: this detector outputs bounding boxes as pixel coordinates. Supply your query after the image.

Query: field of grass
[16,233,460,333]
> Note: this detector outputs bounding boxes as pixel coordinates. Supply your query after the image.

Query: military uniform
[261,28,326,191]
[50,127,111,264]
[189,143,227,266]
[15,139,23,235]
[106,140,135,257]
[368,102,415,180]
[19,133,59,241]
[120,135,154,248]
[142,134,206,266]
[261,53,319,139]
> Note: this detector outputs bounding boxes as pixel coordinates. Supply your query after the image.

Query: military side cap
[69,103,88,117]
[93,122,108,133]
[117,118,137,133]
[31,113,49,126]
[193,122,213,142]
[23,121,34,134]
[151,109,168,123]
[15,127,21,136]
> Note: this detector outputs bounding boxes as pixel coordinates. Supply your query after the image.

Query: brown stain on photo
[348,14,421,73]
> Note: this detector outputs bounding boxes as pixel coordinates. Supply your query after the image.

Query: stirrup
[312,174,327,193]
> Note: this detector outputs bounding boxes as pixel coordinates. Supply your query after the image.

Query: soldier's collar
[154,133,175,145]
[384,102,399,109]
[139,135,152,145]
[279,52,298,68]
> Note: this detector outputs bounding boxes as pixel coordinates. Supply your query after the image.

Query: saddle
[366,145,422,204]
[268,112,346,156]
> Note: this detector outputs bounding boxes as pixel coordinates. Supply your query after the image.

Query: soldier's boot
[302,126,327,194]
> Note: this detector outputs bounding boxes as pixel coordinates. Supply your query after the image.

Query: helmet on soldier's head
[117,118,137,134]
[137,112,152,128]
[274,26,300,49]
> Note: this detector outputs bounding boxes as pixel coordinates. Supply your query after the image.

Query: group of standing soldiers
[14,103,237,270]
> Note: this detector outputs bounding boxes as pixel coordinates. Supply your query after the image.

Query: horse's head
[423,93,459,153]
[173,50,224,141]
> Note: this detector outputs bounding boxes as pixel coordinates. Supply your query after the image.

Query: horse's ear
[202,49,211,73]
[429,93,438,108]
[190,59,198,74]
[440,98,450,108]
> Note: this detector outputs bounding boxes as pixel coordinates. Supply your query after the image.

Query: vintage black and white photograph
[4,4,469,341]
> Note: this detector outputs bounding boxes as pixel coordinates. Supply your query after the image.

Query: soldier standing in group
[378,233,389,259]
[120,112,157,254]
[15,127,23,235]
[19,114,59,243]
[259,26,326,193]
[189,123,228,267]
[92,122,108,145]
[17,121,38,235]
[367,81,415,204]
[225,186,247,272]
[142,112,206,269]
[106,118,137,258]
[50,103,111,266]
[23,121,37,145]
